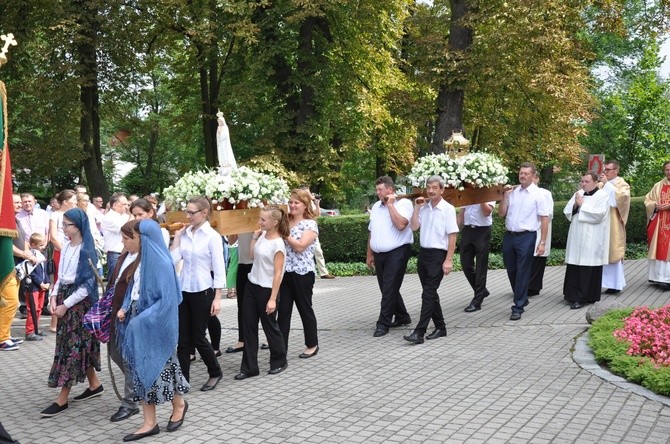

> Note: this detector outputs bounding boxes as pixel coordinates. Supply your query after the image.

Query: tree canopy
[2,0,670,203]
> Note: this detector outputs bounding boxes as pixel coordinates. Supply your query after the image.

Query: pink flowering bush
[613,305,670,366]
[589,308,670,396]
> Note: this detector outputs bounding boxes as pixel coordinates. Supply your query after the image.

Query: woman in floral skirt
[117,219,189,441]
[41,208,102,418]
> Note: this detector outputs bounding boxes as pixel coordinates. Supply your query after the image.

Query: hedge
[319,196,649,263]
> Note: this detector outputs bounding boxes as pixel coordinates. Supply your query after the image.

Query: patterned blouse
[285,219,319,275]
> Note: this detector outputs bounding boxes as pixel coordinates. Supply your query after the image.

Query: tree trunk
[198,62,216,168]
[75,0,110,200]
[431,0,476,153]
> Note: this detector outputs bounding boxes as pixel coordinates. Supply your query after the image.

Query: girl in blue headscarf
[116,219,189,441]
[41,208,102,418]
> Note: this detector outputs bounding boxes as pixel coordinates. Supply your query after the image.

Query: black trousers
[373,244,412,329]
[529,256,548,293]
[236,263,253,342]
[278,271,318,351]
[177,288,222,382]
[415,248,447,335]
[190,316,221,355]
[459,225,491,304]
[240,282,286,375]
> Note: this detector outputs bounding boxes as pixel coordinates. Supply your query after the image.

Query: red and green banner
[0,80,17,293]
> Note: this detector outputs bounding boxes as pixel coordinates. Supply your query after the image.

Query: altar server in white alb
[598,160,630,294]
[562,171,611,309]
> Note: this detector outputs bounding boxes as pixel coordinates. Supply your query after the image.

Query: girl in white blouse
[235,206,289,380]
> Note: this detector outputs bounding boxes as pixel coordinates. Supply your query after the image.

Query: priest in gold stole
[598,160,630,294]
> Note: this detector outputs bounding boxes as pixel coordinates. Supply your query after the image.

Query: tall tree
[73,0,109,199]
[431,0,477,153]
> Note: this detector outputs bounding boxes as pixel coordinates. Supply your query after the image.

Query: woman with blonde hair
[278,189,320,358]
[235,206,290,380]
[170,196,225,391]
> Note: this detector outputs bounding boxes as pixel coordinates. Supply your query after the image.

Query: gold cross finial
[0,33,18,68]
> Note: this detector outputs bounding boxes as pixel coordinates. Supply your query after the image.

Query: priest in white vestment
[598,160,630,294]
[644,161,670,286]
[563,172,611,309]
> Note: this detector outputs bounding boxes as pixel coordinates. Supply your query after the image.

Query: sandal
[226,289,237,299]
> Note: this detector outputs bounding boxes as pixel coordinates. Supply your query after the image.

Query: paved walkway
[2,259,670,443]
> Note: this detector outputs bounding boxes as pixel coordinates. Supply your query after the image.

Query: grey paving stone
[2,259,670,443]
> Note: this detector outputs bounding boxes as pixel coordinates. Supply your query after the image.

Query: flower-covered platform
[408,152,508,207]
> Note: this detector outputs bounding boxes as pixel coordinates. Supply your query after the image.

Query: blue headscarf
[120,220,182,390]
[63,208,98,304]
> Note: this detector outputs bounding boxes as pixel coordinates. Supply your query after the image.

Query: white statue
[216,111,237,176]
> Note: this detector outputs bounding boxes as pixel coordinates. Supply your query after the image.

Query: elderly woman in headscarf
[116,220,189,441]
[41,208,103,418]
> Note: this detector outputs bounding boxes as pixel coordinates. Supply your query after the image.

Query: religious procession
[2,2,670,442]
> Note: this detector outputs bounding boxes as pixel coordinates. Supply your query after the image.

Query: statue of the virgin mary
[216,111,237,176]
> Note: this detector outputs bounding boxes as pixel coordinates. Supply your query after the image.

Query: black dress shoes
[510,312,522,321]
[299,345,319,358]
[604,288,621,294]
[390,319,411,328]
[268,362,288,375]
[167,400,188,432]
[464,303,481,313]
[426,328,447,340]
[225,346,244,353]
[234,372,259,380]
[200,375,223,391]
[110,406,140,422]
[403,332,424,344]
[373,328,388,337]
[527,290,540,296]
[570,302,583,309]
[123,424,159,442]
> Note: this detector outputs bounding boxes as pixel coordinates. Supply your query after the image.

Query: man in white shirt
[457,201,495,312]
[100,193,131,280]
[367,176,414,337]
[16,193,49,243]
[403,176,458,344]
[499,163,550,321]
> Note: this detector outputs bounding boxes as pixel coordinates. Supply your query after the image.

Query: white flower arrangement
[163,166,289,209]
[407,152,509,191]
